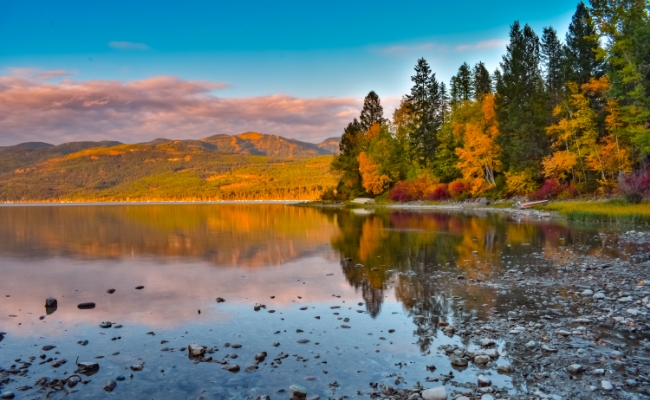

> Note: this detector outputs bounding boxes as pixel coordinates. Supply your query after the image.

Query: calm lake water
[0,204,637,399]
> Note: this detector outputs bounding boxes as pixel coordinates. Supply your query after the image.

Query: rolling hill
[0,133,338,202]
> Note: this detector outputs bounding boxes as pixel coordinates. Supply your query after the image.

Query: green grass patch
[544,200,650,224]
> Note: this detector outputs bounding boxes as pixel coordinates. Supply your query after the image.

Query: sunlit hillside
[0,133,338,202]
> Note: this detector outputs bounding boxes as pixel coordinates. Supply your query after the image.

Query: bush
[426,184,450,201]
[448,179,470,200]
[389,176,447,202]
[530,179,563,200]
[389,182,412,202]
[618,168,650,204]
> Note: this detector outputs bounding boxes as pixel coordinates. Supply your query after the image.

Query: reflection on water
[0,205,630,398]
[0,204,337,267]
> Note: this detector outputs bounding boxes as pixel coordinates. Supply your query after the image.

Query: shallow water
[0,204,641,399]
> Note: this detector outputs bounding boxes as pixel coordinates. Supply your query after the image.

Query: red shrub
[448,179,470,200]
[389,182,412,202]
[531,179,563,200]
[426,184,450,201]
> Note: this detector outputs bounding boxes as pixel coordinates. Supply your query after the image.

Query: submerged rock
[103,380,117,392]
[188,343,206,358]
[421,386,447,400]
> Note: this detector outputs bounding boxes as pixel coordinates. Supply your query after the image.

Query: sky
[0,0,581,146]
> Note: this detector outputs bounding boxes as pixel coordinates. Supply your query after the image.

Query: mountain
[317,137,341,154]
[0,133,337,202]
[0,141,123,175]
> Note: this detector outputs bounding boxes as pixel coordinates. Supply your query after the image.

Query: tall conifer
[472,62,492,100]
[495,22,550,178]
[359,91,385,132]
[566,2,603,85]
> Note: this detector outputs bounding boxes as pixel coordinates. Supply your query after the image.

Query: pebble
[100,321,112,328]
[77,302,96,309]
[478,375,492,387]
[103,380,117,392]
[474,355,490,364]
[107,288,115,294]
[451,357,468,367]
[297,339,310,344]
[0,392,15,399]
[421,386,447,400]
[497,364,514,373]
[601,380,613,391]
[481,395,495,400]
[188,343,206,357]
[567,364,584,374]
[135,286,144,290]
[290,384,307,396]
[130,364,143,371]
[216,297,225,303]
[116,375,125,381]
[45,297,57,307]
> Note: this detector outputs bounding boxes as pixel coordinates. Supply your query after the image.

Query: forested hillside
[0,133,337,202]
[328,1,650,203]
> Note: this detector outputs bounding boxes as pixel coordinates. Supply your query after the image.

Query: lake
[0,204,648,399]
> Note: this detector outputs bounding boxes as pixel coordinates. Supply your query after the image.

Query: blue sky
[0,0,582,144]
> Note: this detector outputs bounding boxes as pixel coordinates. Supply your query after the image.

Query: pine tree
[359,91,385,132]
[541,26,566,108]
[450,62,473,103]
[472,62,492,100]
[495,21,550,181]
[406,58,443,166]
[565,2,603,85]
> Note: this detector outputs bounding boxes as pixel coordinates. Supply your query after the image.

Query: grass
[543,199,650,224]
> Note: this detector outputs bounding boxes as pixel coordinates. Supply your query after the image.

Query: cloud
[455,39,508,52]
[375,42,437,56]
[108,41,150,50]
[0,69,361,145]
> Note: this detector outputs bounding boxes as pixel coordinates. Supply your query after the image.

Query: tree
[495,21,550,181]
[406,58,444,166]
[331,119,365,198]
[450,62,473,103]
[541,26,567,108]
[454,94,501,195]
[590,0,650,157]
[472,62,492,100]
[359,91,385,132]
[565,2,603,85]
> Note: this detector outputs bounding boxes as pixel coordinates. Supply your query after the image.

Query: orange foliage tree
[454,94,501,195]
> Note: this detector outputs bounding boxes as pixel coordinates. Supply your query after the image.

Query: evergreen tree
[450,62,473,103]
[495,21,550,180]
[566,2,603,85]
[406,58,443,166]
[359,91,385,132]
[472,62,492,100]
[541,26,566,107]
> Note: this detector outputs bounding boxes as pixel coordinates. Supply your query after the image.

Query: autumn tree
[454,94,501,195]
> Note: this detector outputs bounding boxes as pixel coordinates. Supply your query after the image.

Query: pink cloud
[455,39,508,52]
[376,42,437,56]
[108,41,150,50]
[0,70,362,145]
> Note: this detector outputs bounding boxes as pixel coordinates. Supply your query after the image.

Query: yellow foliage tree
[544,77,632,189]
[454,94,501,195]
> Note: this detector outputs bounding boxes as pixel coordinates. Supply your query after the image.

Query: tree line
[328,0,650,202]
